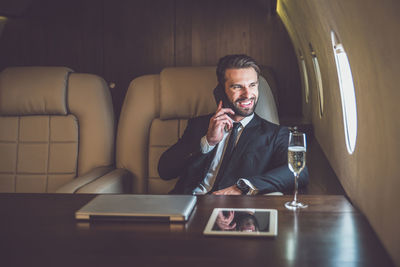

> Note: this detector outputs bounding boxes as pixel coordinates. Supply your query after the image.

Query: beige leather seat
[116,66,279,194]
[0,67,130,193]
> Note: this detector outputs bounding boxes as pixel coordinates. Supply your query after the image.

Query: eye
[231,85,242,90]
[250,82,258,88]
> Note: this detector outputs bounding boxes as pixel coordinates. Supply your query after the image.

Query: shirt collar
[237,113,254,128]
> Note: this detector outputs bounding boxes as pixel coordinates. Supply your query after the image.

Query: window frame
[309,44,324,117]
[331,31,358,154]
[299,51,310,104]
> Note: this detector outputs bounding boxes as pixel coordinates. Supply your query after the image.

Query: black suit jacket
[158,113,308,194]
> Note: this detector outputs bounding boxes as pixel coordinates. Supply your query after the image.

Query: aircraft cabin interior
[0,0,399,266]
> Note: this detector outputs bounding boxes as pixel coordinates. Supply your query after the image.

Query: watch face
[237,180,249,192]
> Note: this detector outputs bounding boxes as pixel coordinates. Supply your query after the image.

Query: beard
[227,96,258,117]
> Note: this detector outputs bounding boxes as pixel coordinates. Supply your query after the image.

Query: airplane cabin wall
[0,0,302,120]
[0,17,6,38]
[278,0,400,264]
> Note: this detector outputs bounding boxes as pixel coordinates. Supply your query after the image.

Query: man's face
[239,217,257,232]
[224,67,259,119]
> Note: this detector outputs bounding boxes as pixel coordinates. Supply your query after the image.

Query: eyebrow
[229,80,259,88]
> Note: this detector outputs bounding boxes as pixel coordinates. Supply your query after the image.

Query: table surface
[0,193,394,267]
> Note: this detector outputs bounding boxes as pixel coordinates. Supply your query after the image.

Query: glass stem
[293,173,299,203]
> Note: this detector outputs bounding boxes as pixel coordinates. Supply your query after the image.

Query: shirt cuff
[200,135,215,154]
[238,178,259,195]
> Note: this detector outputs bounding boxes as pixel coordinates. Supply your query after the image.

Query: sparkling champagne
[288,146,306,174]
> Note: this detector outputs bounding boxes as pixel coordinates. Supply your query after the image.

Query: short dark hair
[216,54,260,85]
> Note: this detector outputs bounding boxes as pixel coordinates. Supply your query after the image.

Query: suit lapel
[216,115,263,188]
[232,114,262,156]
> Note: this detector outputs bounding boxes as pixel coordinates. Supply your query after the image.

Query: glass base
[285,201,308,210]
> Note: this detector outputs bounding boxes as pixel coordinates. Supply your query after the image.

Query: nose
[241,86,252,98]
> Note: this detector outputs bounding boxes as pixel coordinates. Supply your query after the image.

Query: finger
[220,107,235,116]
[231,190,242,195]
[224,223,236,230]
[214,113,233,121]
[213,117,233,130]
[214,107,235,118]
[211,122,228,135]
[216,101,223,112]
[226,188,241,195]
[222,188,241,195]
[212,118,233,131]
[213,114,233,125]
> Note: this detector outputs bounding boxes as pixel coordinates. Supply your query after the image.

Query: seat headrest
[0,67,73,115]
[159,67,217,119]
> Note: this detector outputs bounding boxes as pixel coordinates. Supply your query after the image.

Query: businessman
[158,54,308,195]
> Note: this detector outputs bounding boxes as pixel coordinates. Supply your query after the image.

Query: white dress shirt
[192,114,257,195]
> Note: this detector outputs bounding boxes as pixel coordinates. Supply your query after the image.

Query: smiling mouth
[236,98,254,108]
[241,226,256,232]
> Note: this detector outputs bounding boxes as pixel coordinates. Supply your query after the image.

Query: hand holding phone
[206,101,235,146]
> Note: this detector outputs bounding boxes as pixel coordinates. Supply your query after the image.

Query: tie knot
[232,122,241,132]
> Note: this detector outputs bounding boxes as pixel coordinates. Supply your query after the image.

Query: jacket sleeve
[246,126,309,194]
[247,165,309,194]
[157,117,211,180]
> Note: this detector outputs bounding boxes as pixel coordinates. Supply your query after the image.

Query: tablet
[203,208,277,237]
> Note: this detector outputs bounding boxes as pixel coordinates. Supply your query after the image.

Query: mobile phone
[213,84,234,128]
[213,84,229,108]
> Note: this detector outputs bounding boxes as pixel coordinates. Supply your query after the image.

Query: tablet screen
[203,208,277,237]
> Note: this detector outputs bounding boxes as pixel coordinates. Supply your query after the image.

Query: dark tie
[211,122,241,192]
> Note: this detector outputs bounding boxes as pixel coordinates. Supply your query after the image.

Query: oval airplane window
[299,51,310,103]
[309,43,324,117]
[331,31,358,154]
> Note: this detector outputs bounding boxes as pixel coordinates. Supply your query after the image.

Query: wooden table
[0,194,394,267]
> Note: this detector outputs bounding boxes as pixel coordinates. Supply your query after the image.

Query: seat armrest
[55,166,113,193]
[75,168,132,194]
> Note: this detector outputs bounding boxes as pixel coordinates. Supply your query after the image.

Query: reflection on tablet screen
[204,208,277,237]
[212,209,269,233]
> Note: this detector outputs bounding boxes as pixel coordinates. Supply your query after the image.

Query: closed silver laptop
[75,194,197,222]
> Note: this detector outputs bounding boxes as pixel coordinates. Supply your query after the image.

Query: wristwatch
[236,179,258,195]
[236,179,250,194]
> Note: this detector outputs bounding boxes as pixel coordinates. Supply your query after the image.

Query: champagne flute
[285,129,308,210]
